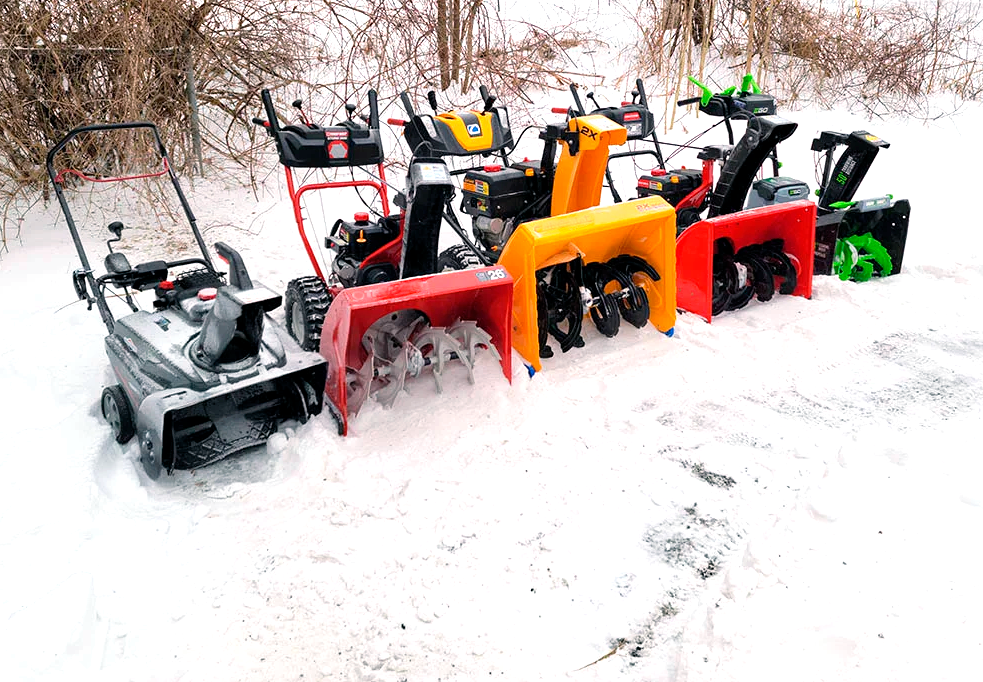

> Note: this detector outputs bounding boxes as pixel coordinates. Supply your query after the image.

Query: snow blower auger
[804,131,910,280]
[256,89,512,433]
[628,75,815,322]
[48,122,328,479]
[388,90,676,371]
[495,197,677,372]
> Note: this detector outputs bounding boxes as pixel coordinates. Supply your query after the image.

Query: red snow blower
[255,88,512,433]
[583,76,815,322]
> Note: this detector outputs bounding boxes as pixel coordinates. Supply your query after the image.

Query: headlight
[422,115,438,140]
[498,108,510,133]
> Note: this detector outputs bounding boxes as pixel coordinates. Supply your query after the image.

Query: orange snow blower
[388,88,676,371]
[256,88,512,434]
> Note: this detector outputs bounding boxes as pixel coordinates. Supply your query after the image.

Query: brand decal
[475,268,507,282]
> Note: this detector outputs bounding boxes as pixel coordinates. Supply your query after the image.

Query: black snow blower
[807,131,910,280]
[48,122,328,479]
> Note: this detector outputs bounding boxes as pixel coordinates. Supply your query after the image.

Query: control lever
[291,98,311,126]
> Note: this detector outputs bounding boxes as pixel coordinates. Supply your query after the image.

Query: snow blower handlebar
[47,121,216,334]
[568,83,587,116]
[400,91,416,119]
[568,78,664,200]
[478,84,496,113]
[394,88,514,157]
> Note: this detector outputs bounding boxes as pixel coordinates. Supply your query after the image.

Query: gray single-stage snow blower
[48,122,328,479]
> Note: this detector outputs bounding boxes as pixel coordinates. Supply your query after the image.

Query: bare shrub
[307,1,597,116]
[0,0,314,249]
[624,0,983,116]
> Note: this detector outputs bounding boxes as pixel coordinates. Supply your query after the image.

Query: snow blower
[621,75,814,322]
[388,88,676,371]
[256,89,512,433]
[48,122,328,479]
[805,131,910,280]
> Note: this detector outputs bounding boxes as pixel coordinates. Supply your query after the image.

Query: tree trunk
[437,0,451,90]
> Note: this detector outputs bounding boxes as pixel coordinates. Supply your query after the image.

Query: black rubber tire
[101,385,136,444]
[437,244,485,271]
[676,208,703,234]
[284,276,332,351]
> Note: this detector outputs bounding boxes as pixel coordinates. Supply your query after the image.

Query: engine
[325,212,400,287]
[459,162,544,250]
[636,167,704,207]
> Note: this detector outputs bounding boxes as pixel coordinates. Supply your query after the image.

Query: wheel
[284,276,332,351]
[676,208,703,234]
[437,244,485,271]
[101,385,135,444]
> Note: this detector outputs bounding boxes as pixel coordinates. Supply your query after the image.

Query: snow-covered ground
[2,54,983,682]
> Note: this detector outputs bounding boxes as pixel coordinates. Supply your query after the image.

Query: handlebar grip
[636,78,648,108]
[387,118,406,126]
[677,97,701,107]
[482,94,497,113]
[251,117,268,128]
[400,91,415,118]
[368,89,379,129]
[427,90,439,112]
[260,89,279,134]
[552,106,570,114]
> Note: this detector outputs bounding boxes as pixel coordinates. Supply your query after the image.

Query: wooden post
[185,54,205,176]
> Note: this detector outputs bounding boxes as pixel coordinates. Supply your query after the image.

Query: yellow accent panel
[497,196,677,371]
[551,114,628,215]
[435,111,495,152]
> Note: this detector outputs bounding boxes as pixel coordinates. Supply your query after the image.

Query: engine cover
[460,165,534,221]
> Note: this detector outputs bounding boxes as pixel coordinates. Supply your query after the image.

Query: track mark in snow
[687,462,737,489]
